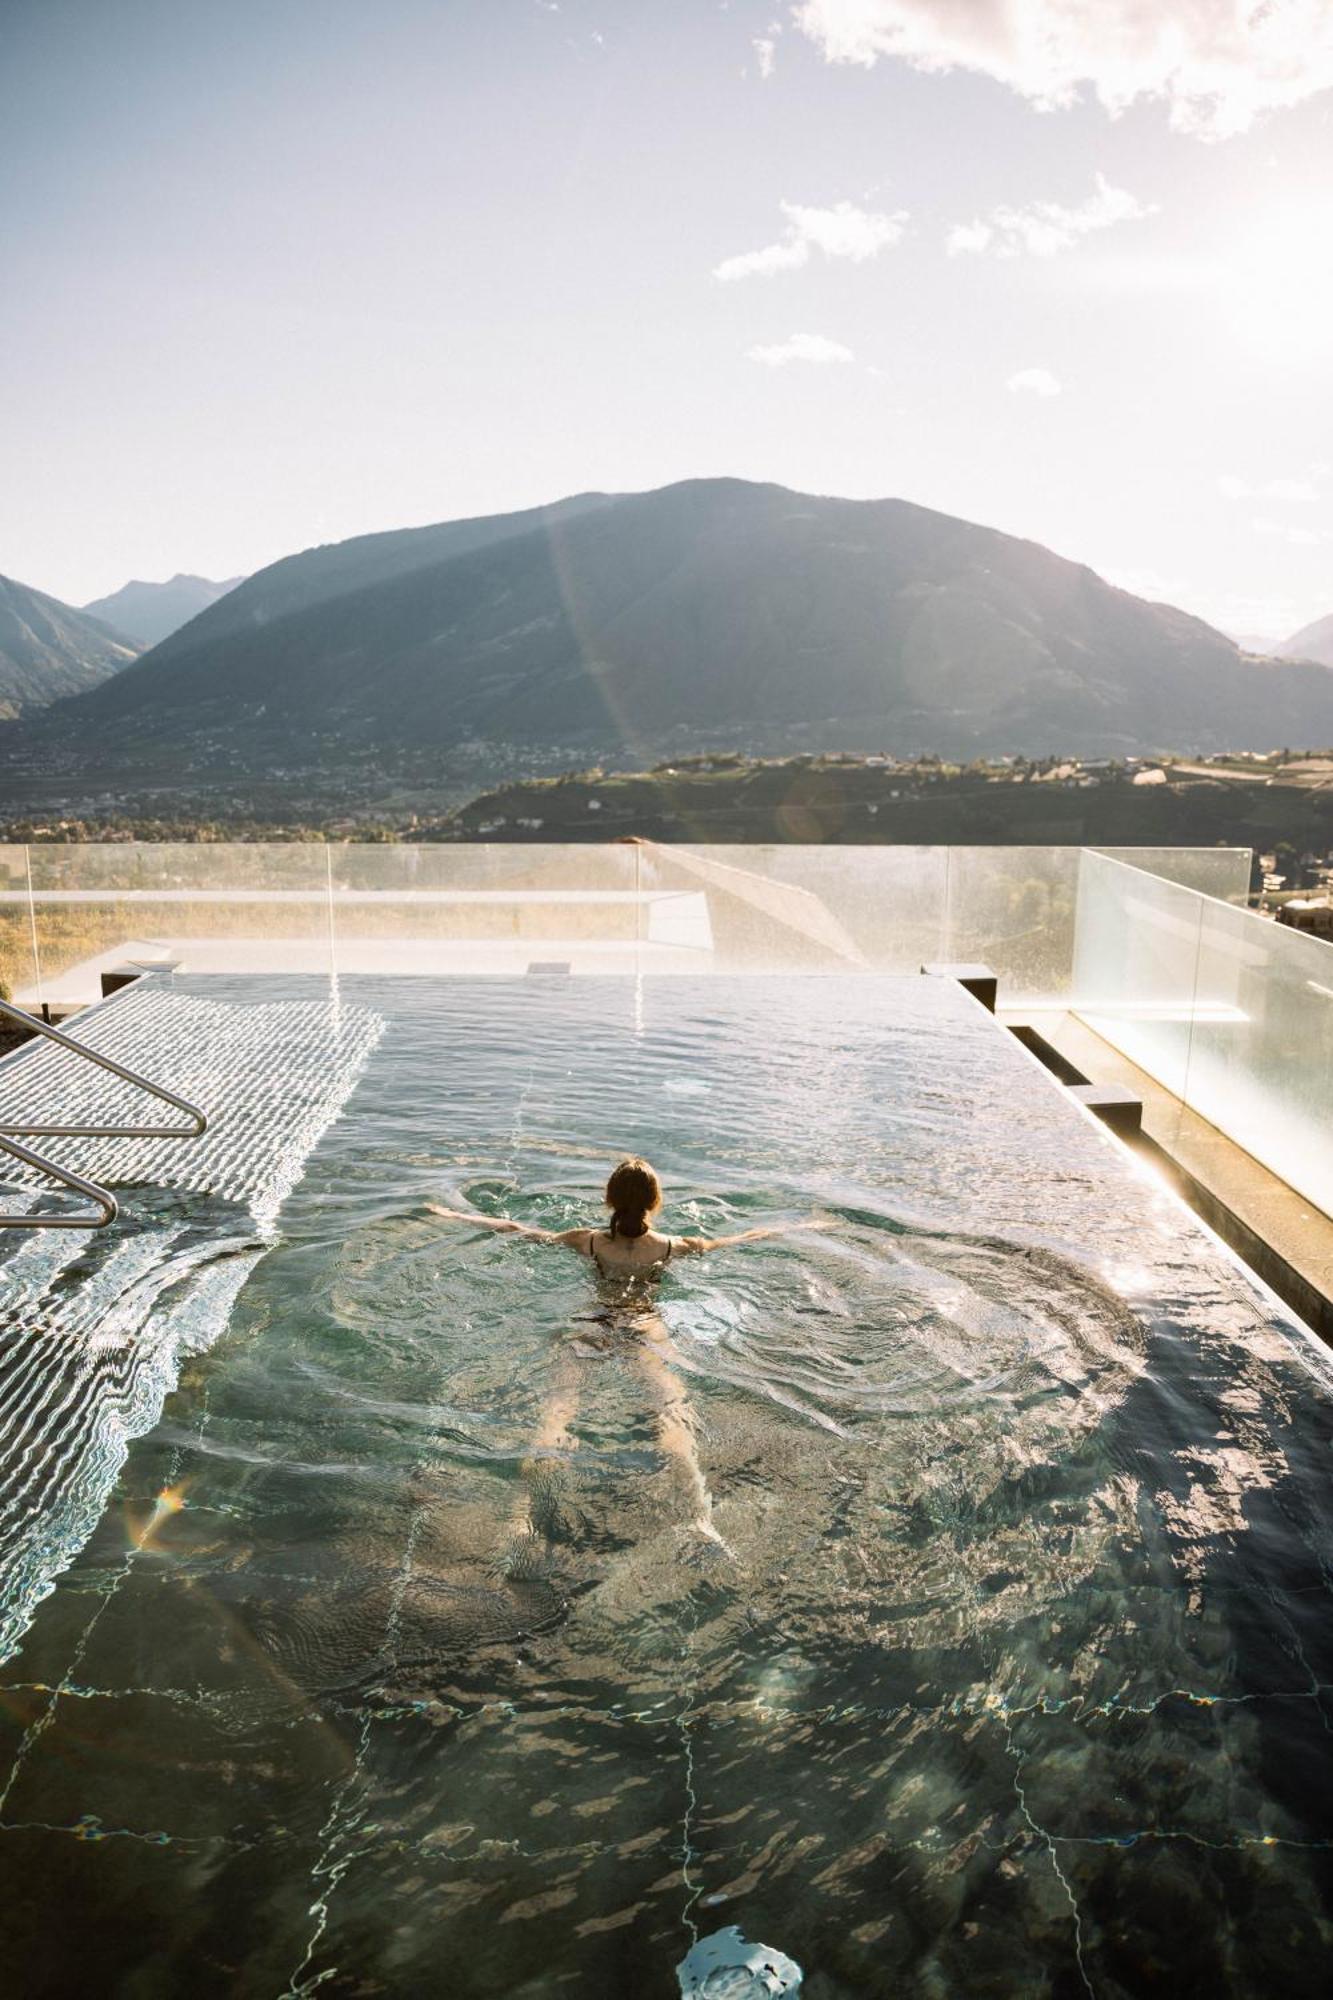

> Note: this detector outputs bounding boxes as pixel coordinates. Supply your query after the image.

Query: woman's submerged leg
[634,1313,729,1554]
[497,1344,584,1570]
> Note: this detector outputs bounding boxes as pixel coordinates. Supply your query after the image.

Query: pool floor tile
[2,1688,353,1846]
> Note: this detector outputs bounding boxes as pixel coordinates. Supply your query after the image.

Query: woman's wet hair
[605,1157,661,1238]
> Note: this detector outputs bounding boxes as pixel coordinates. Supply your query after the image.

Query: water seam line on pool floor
[975,1534,1099,2000]
[287,1048,540,1993]
[0,1352,217,1827]
[0,1546,137,1825]
[11,1671,1327,1834]
[1265,1585,1333,1738]
[1002,1709,1096,2000]
[0,1813,270,1854]
[284,1498,429,1998]
[677,1600,703,1949]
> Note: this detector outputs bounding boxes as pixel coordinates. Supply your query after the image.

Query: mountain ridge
[0,576,142,718]
[9,479,1333,810]
[1279,612,1333,668]
[81,573,244,648]
[141,491,614,664]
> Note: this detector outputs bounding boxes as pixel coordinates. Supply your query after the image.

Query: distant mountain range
[145,496,604,658]
[1230,632,1281,655]
[1278,613,1333,668]
[0,576,141,718]
[6,480,1333,808]
[81,573,243,648]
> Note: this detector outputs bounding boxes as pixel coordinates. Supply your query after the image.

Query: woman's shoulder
[595,1227,673,1263]
[666,1233,706,1255]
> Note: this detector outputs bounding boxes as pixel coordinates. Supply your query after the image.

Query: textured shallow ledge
[0,976,384,1660]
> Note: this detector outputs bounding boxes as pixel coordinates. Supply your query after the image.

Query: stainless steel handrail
[0,1133,118,1229]
[0,995,207,1139]
[0,990,205,1230]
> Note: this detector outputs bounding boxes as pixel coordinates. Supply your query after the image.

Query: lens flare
[130,1483,189,1552]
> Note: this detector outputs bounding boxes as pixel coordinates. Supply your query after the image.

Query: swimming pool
[2,972,1332,1996]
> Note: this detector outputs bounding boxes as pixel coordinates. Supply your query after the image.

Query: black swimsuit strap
[589,1229,668,1273]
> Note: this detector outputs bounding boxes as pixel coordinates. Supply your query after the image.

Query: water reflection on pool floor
[2,975,1332,1998]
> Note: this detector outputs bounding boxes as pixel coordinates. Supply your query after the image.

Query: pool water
[3,973,1333,1997]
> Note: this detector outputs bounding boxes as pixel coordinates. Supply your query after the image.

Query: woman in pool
[427,1158,807,1555]
[426,1155,787,1272]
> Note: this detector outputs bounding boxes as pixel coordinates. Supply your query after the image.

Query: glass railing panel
[943,848,1081,1001]
[942,848,1248,1004]
[1184,897,1333,1214]
[639,844,949,973]
[331,843,638,894]
[0,848,37,1005]
[634,845,1246,992]
[328,843,643,973]
[1072,851,1204,1099]
[23,843,334,1003]
[1096,846,1251,904]
[14,840,1259,1003]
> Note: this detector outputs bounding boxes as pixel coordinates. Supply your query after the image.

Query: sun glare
[1221,200,1333,362]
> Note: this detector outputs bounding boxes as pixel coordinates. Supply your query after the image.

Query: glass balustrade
[15,836,1327,1218]
[4,840,1251,1006]
[1074,849,1333,1215]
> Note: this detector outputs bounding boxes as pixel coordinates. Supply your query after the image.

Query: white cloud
[793,0,1333,137]
[1007,366,1061,395]
[753,36,777,78]
[945,220,996,256]
[792,200,907,258]
[1252,518,1332,546]
[1265,479,1322,503]
[1220,472,1322,503]
[715,198,908,280]
[948,174,1154,258]
[719,238,810,280]
[748,332,855,366]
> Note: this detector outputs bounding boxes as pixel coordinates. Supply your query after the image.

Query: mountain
[1230,632,1281,655]
[0,576,141,718]
[142,493,611,660]
[11,480,1333,807]
[81,574,244,648]
[1278,613,1333,668]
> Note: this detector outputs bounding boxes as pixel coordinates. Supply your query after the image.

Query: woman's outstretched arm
[672,1217,833,1255]
[425,1203,589,1250]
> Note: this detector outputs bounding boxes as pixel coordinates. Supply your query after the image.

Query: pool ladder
[0,995,207,1230]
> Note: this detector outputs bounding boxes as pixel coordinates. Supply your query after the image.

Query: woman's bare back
[582,1227,675,1278]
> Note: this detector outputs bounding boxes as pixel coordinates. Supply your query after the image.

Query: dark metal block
[920,961,998,1012]
[101,967,144,998]
[1069,1083,1143,1138]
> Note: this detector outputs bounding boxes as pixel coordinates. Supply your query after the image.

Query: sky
[3,0,1332,640]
